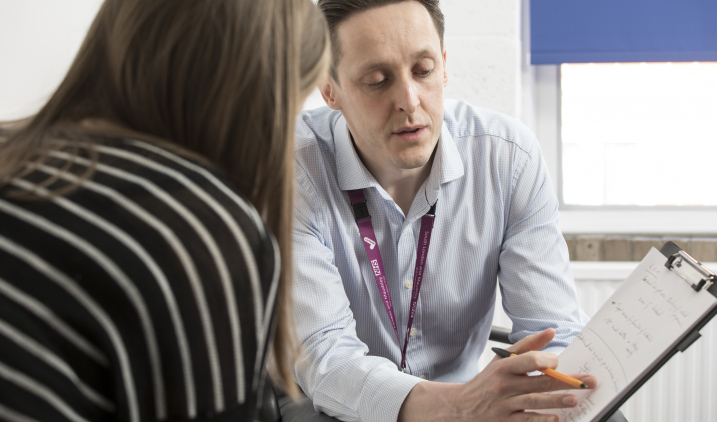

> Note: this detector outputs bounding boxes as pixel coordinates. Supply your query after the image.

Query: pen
[492,347,587,389]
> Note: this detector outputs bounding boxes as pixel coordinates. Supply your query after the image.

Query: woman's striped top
[0,137,280,421]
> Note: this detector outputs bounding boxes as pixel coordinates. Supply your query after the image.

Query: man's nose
[393,77,419,114]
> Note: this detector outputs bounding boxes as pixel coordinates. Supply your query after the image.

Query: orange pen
[492,347,587,389]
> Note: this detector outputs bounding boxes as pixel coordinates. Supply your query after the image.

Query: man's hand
[398,328,596,422]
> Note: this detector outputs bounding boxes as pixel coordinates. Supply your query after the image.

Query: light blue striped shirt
[292,100,588,422]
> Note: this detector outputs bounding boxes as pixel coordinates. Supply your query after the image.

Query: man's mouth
[394,125,425,134]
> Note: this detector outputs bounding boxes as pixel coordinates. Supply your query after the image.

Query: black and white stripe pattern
[0,137,279,421]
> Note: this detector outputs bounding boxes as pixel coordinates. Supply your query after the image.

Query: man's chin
[389,141,438,170]
[389,153,434,171]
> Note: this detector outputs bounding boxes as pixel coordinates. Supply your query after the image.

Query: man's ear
[320,78,342,111]
[442,48,448,88]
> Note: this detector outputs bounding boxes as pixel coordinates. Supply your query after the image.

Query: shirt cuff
[359,370,425,422]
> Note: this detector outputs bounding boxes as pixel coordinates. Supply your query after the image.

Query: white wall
[442,0,523,118]
[0,0,104,120]
[2,0,527,121]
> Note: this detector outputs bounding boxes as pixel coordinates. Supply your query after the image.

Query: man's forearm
[398,381,464,422]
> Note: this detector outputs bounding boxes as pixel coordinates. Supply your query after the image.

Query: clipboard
[593,242,717,422]
[538,242,717,422]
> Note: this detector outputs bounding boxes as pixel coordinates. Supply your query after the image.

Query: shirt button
[404,279,413,289]
[419,374,426,379]
[402,227,408,233]
[410,327,417,336]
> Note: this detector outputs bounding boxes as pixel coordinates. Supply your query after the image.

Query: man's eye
[416,69,433,77]
[368,79,386,87]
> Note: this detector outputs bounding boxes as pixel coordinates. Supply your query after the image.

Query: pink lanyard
[348,189,437,371]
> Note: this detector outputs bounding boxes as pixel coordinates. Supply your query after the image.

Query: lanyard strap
[348,189,436,370]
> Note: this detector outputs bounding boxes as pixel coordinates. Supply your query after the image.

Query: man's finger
[500,351,558,376]
[507,373,597,394]
[508,328,555,355]
[506,392,579,412]
[508,411,559,422]
[509,413,559,422]
[570,374,597,389]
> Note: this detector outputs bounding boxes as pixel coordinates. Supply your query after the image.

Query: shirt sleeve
[291,164,423,422]
[497,132,589,354]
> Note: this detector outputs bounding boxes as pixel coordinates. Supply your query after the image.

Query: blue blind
[531,0,717,64]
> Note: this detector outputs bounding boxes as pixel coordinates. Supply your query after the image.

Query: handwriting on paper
[599,262,695,361]
[573,331,624,394]
[552,328,627,422]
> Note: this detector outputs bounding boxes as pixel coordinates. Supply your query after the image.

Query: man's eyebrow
[359,61,391,72]
[357,48,437,73]
[411,48,436,60]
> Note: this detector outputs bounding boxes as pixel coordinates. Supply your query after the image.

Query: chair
[488,324,511,345]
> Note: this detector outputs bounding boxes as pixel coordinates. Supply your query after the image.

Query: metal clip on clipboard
[665,250,716,292]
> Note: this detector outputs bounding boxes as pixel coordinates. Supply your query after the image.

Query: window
[530,64,717,235]
[528,1,717,234]
[561,62,717,207]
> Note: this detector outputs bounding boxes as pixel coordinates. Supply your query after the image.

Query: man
[290,1,616,421]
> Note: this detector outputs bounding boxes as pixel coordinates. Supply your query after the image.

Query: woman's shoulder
[101,137,268,232]
[0,136,278,420]
[98,136,278,281]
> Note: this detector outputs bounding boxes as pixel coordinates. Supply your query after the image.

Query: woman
[0,0,328,420]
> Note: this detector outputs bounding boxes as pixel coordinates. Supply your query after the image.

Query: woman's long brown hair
[0,0,329,398]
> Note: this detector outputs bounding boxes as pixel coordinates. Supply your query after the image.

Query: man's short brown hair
[317,0,445,82]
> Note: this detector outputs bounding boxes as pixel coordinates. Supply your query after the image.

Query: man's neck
[352,138,436,217]
[378,159,434,217]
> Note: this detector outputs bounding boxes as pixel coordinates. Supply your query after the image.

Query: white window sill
[559,209,717,235]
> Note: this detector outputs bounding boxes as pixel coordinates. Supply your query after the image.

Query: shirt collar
[335,116,376,191]
[335,113,465,199]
